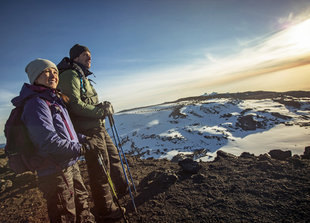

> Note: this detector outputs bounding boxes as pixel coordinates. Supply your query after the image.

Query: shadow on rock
[134,168,178,208]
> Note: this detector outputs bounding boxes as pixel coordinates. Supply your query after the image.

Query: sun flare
[286,18,310,49]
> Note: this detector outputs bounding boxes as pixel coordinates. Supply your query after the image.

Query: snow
[109,96,310,161]
[219,124,310,157]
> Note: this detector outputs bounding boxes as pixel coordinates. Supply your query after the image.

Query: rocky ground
[1,147,310,223]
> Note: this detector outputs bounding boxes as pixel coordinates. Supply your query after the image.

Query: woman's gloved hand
[80,136,100,155]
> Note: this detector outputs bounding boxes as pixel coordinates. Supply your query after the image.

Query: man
[57,44,127,220]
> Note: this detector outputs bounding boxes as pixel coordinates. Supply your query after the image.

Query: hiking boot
[102,206,126,220]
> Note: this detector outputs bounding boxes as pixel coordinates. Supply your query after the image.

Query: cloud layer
[96,16,310,111]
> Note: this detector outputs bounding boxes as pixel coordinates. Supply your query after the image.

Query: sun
[285,18,310,50]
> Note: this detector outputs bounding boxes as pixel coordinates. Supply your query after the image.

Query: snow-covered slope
[109,91,310,161]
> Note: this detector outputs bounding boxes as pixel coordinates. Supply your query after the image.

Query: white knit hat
[25,58,58,84]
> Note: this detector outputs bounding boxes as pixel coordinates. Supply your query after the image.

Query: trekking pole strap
[97,152,118,199]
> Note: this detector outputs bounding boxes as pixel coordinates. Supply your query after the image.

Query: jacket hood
[57,57,93,77]
[11,83,58,107]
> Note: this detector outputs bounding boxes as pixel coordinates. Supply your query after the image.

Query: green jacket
[57,58,105,132]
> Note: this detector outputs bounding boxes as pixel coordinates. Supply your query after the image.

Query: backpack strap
[75,71,87,102]
[79,73,86,94]
[57,58,87,100]
[44,100,74,140]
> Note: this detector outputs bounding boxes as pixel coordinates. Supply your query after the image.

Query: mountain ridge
[113,90,310,160]
[118,90,310,113]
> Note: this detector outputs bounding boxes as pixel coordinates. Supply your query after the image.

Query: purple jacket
[12,83,83,176]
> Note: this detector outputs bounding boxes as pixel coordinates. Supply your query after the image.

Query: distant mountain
[112,91,310,160]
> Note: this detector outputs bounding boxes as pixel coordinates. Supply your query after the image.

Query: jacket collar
[12,83,57,107]
[74,62,93,77]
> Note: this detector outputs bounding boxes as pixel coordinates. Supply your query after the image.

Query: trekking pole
[97,151,129,223]
[107,114,138,213]
[108,114,137,193]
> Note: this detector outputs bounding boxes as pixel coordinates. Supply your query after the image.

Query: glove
[80,142,92,156]
[80,136,98,155]
[100,101,114,117]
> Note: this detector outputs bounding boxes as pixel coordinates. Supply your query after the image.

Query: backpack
[57,57,89,101]
[4,101,48,174]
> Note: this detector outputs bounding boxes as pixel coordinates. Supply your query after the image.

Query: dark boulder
[215,150,237,160]
[268,149,292,161]
[301,146,310,159]
[178,158,201,174]
[171,153,193,162]
[236,115,265,130]
[240,152,255,159]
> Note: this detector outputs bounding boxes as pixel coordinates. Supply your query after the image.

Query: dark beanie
[70,44,90,60]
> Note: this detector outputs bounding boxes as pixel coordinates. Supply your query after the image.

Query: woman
[11,58,95,222]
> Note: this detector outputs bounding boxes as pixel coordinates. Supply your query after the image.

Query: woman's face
[35,68,59,89]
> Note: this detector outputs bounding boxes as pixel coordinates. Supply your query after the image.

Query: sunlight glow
[97,15,310,111]
[286,18,310,50]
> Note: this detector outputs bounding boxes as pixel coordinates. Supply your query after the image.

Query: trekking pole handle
[108,114,114,126]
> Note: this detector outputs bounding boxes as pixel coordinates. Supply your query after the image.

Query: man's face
[74,51,91,69]
[35,68,59,89]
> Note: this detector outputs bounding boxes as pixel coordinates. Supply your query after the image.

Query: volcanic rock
[1,148,310,223]
[236,115,259,130]
[301,146,310,159]
[178,158,202,174]
[268,149,292,161]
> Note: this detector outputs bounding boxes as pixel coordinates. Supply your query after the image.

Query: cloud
[0,90,16,140]
[0,90,16,106]
[191,17,310,84]
[95,15,310,111]
[277,8,310,29]
[206,54,218,63]
[277,12,294,29]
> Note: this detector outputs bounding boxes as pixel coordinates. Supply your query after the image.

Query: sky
[1,0,310,143]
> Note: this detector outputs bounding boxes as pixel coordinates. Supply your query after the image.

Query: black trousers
[38,162,95,223]
[82,126,127,216]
